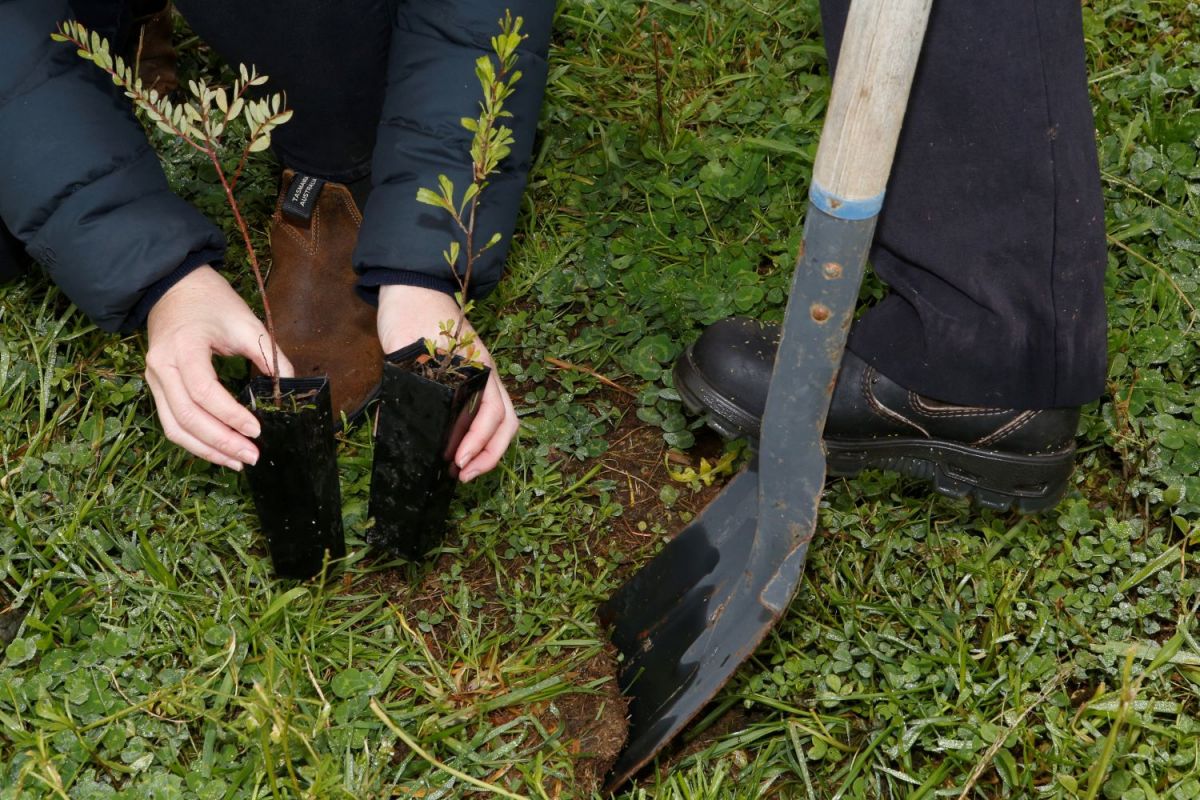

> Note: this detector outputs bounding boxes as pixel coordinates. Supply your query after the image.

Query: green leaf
[438,174,455,205]
[995,748,1019,788]
[5,636,36,665]
[101,631,128,658]
[627,334,679,380]
[330,668,379,699]
[460,182,480,213]
[203,624,233,648]
[416,187,448,210]
[664,430,695,449]
[475,55,496,88]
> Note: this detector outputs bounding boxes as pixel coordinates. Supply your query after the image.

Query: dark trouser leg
[172,0,398,184]
[0,224,25,284]
[819,0,1107,409]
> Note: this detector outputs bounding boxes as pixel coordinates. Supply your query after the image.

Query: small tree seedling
[53,22,293,405]
[415,12,526,381]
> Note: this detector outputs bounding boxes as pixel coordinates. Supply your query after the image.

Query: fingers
[177,347,261,441]
[145,368,251,471]
[456,372,519,482]
[147,348,260,468]
[143,268,287,470]
[145,316,273,469]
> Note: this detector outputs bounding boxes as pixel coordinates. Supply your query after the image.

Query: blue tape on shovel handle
[809,182,885,221]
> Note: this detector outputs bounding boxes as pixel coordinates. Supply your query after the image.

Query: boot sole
[673,345,1073,514]
[824,438,1074,514]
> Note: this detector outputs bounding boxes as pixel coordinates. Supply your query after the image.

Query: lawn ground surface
[3,1,1200,798]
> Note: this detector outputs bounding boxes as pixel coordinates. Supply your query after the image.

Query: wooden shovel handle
[811,0,933,218]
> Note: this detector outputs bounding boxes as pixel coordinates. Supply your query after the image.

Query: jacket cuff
[356,268,457,305]
[126,247,223,330]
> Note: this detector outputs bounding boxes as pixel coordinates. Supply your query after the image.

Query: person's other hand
[146,265,295,470]
[377,284,518,482]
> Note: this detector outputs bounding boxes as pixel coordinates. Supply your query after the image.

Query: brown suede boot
[265,171,383,424]
[126,0,178,94]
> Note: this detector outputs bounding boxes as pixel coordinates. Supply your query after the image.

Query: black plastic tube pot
[368,341,489,559]
[241,376,345,579]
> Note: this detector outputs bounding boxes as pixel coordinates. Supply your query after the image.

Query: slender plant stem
[197,107,282,404]
[652,20,668,145]
[228,148,251,193]
[439,73,499,380]
[211,157,282,405]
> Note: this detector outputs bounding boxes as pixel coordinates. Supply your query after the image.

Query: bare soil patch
[540,647,630,795]
[350,389,742,794]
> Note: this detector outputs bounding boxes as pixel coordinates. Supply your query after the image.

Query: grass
[3,0,1200,797]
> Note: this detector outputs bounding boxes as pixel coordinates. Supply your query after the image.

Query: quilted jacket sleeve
[354,0,554,300]
[0,0,224,332]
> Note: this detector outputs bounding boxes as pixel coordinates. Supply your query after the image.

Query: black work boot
[674,316,1080,513]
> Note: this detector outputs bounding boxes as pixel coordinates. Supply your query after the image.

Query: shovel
[597,0,933,790]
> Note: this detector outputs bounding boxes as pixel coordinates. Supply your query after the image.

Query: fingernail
[457,450,476,469]
[243,423,261,438]
[226,460,244,472]
[239,450,258,466]
[460,468,478,482]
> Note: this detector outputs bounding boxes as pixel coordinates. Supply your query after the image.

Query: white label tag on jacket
[282,174,325,222]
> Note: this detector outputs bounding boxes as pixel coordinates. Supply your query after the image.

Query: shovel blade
[598,456,817,791]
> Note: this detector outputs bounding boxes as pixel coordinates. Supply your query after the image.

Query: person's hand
[377,284,518,482]
[146,265,295,470]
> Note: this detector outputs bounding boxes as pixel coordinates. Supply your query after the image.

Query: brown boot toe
[127,1,178,94]
[264,170,383,425]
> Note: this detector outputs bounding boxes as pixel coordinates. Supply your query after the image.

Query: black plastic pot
[368,340,490,559]
[241,376,345,579]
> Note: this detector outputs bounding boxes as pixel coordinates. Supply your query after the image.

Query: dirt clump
[543,646,630,795]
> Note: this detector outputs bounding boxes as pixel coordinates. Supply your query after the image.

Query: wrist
[133,256,220,330]
[148,264,218,321]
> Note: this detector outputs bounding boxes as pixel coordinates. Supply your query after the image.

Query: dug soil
[541,647,630,793]
[354,385,735,793]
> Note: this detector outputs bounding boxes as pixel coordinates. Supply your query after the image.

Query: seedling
[414,12,525,382]
[53,22,293,405]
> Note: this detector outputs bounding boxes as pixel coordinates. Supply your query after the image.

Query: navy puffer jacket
[0,0,552,332]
